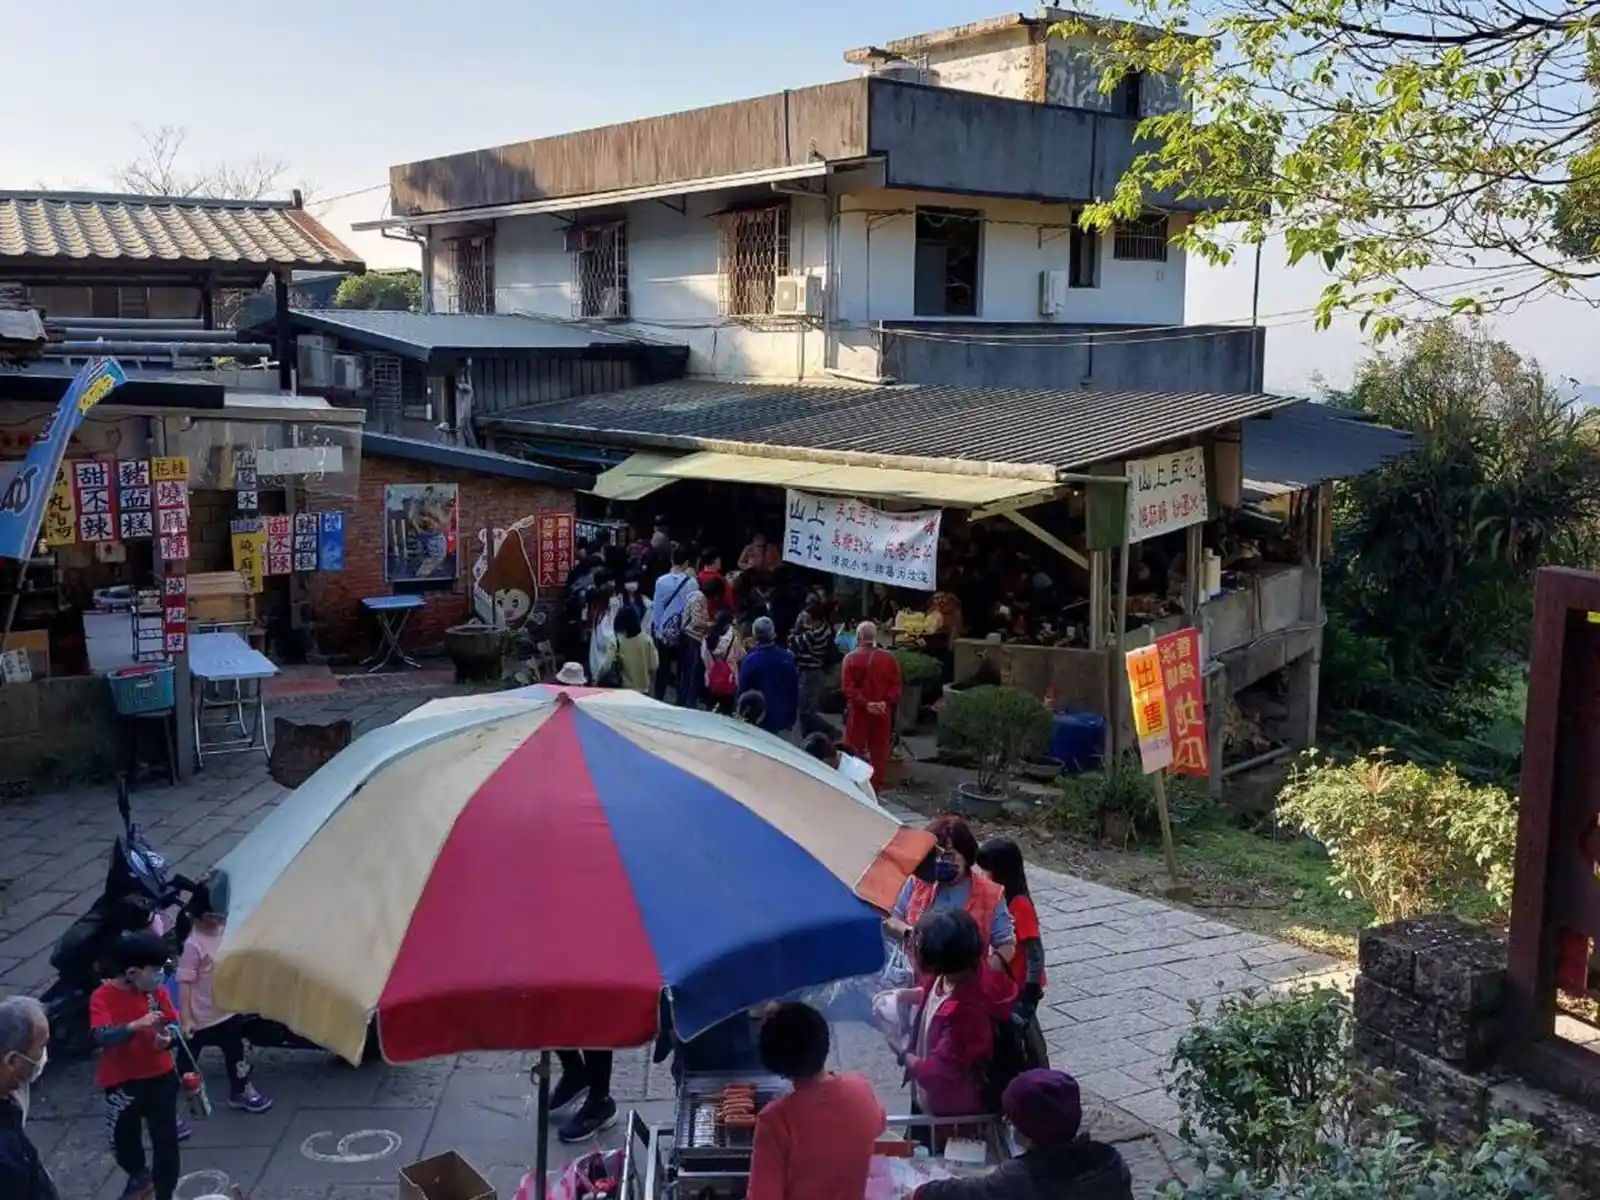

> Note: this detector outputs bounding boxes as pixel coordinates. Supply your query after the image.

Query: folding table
[362,594,425,672]
[189,631,278,766]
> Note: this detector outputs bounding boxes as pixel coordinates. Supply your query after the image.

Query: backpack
[656,575,692,642]
[707,638,738,697]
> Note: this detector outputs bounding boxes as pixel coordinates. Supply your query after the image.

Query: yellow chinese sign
[231,522,264,594]
[1125,643,1173,773]
[151,457,189,483]
[42,468,76,547]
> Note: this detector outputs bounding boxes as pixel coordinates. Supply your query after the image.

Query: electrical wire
[306,183,388,211]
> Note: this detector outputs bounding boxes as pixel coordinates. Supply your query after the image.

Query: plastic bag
[880,937,914,990]
[522,1148,624,1200]
[865,1154,960,1200]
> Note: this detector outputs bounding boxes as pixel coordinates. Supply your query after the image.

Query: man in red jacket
[841,621,901,786]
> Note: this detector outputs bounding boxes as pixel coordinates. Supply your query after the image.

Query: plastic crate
[108,662,175,716]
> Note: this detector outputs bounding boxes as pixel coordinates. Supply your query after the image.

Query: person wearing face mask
[91,931,183,1200]
[884,816,1016,970]
[0,995,57,1200]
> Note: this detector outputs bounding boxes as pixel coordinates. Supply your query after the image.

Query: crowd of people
[562,522,906,788]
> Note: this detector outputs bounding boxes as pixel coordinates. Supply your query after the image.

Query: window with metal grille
[914,207,983,317]
[446,236,495,314]
[571,223,629,319]
[1113,214,1169,262]
[717,204,790,316]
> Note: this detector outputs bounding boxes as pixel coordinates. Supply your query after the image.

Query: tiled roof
[1243,402,1416,499]
[0,191,365,276]
[489,379,1303,473]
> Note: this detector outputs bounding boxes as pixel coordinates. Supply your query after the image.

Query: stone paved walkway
[0,685,1348,1198]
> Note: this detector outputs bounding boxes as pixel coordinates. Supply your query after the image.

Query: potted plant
[890,649,943,734]
[1095,752,1157,848]
[940,685,1054,817]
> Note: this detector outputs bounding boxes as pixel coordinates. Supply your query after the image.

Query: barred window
[1112,214,1169,262]
[717,204,790,316]
[572,222,629,319]
[445,236,495,314]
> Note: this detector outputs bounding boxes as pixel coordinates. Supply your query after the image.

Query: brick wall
[304,455,575,658]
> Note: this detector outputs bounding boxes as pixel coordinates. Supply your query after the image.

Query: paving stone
[1054,993,1192,1029]
[1074,1066,1152,1102]
[1117,1087,1185,1135]
[1151,969,1262,1004]
[1122,1134,1185,1193]
[1075,965,1194,998]
[1250,953,1343,983]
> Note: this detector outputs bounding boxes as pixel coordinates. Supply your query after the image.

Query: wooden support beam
[1001,509,1089,570]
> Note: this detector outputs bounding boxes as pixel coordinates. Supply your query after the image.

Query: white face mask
[8,1046,44,1124]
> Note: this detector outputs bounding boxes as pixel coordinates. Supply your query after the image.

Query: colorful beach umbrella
[210,686,933,1065]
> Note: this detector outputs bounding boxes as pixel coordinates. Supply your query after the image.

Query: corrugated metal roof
[1243,402,1415,499]
[281,309,665,364]
[0,191,364,274]
[658,451,1062,506]
[490,379,1302,474]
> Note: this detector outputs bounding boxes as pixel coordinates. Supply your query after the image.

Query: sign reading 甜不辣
[782,490,941,592]
[1126,446,1208,544]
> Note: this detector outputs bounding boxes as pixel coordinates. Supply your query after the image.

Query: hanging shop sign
[153,459,190,562]
[42,470,75,548]
[265,515,292,576]
[0,356,126,560]
[235,449,259,516]
[383,483,459,584]
[116,459,154,541]
[1155,628,1210,778]
[162,571,189,655]
[535,513,575,589]
[292,512,319,572]
[782,490,941,591]
[71,459,117,543]
[231,520,265,594]
[1125,643,1174,774]
[1125,446,1209,544]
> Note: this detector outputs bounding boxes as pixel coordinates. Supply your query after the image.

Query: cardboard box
[1,629,50,678]
[398,1152,496,1200]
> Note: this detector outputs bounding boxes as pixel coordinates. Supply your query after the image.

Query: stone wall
[1354,915,1600,1197]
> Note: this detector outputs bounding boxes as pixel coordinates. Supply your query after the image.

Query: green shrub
[890,648,943,690]
[1051,751,1211,840]
[939,685,1053,793]
[1167,986,1353,1180]
[1158,1118,1553,1199]
[1276,751,1516,924]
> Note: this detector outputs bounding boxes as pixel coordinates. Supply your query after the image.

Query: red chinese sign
[162,570,189,655]
[1154,628,1210,777]
[535,513,575,588]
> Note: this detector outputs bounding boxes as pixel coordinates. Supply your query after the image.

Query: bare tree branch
[111,124,311,202]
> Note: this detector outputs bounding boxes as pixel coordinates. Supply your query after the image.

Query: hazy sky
[11,0,1596,395]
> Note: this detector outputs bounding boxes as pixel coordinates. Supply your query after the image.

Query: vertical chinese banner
[230,519,264,594]
[264,515,292,575]
[161,571,188,654]
[71,458,117,543]
[116,459,153,541]
[1124,643,1174,774]
[152,457,190,562]
[291,512,319,572]
[535,513,574,588]
[1155,628,1210,778]
[235,449,259,516]
[42,468,76,547]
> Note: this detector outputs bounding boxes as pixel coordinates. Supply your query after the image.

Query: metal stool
[123,707,177,788]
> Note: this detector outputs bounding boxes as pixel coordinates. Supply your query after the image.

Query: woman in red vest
[886,816,1016,970]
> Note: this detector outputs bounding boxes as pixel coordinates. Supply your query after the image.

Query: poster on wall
[781,490,941,591]
[535,513,575,588]
[383,483,459,584]
[1126,446,1208,544]
[317,511,345,571]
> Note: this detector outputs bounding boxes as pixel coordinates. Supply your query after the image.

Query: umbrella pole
[534,1050,551,1200]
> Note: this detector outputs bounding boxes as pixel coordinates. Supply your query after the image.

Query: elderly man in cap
[738,616,800,740]
[912,1069,1132,1200]
[0,995,57,1199]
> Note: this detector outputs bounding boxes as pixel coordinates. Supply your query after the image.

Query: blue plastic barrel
[1051,711,1106,774]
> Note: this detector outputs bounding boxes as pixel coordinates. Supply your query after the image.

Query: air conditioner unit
[564,226,604,254]
[329,353,365,392]
[773,273,822,316]
[1039,269,1069,317]
[297,343,333,388]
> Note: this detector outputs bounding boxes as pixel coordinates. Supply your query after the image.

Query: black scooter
[41,775,196,1059]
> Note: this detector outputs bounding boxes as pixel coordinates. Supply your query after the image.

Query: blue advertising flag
[0,358,127,560]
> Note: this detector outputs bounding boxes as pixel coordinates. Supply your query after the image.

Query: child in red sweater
[977,838,1050,1071]
[91,932,183,1200]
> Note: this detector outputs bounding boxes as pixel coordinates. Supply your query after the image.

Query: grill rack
[672,1073,788,1166]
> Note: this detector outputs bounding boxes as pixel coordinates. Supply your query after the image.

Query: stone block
[1486,1079,1600,1199]
[1411,919,1507,1017]
[1436,1004,1504,1070]
[1389,1040,1491,1145]
[1353,1021,1396,1069]
[1353,975,1437,1055]
[1358,913,1492,996]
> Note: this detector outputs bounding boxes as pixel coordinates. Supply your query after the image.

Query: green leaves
[1050,0,1600,333]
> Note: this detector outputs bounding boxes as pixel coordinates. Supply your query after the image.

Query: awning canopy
[589,452,683,501]
[659,451,1060,507]
[1243,402,1416,500]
